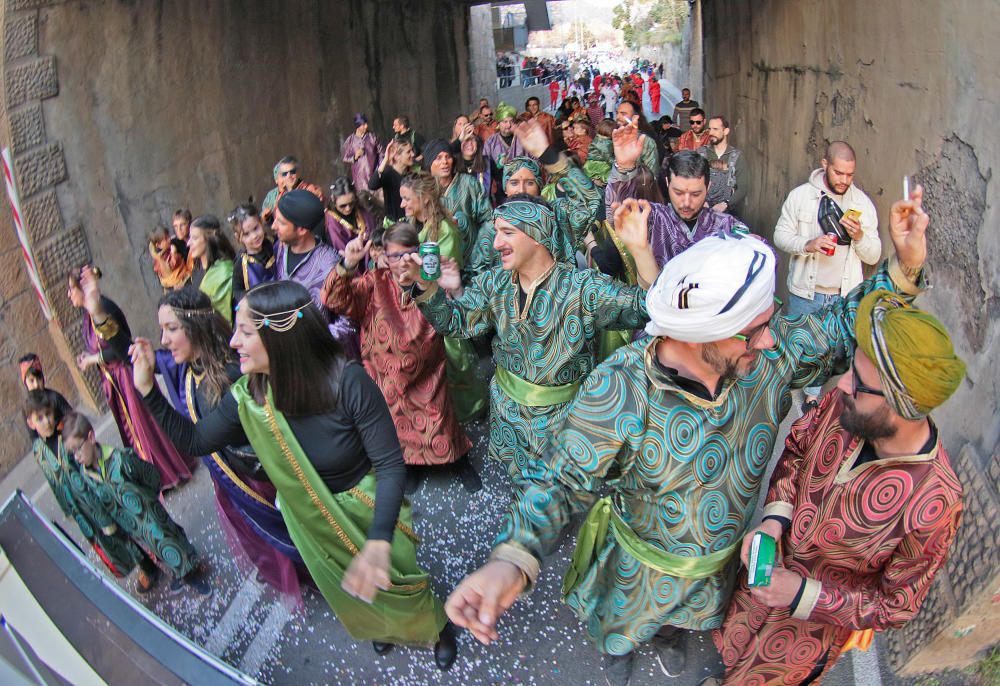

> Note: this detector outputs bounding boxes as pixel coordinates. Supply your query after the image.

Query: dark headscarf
[421,139,452,171]
[277,190,325,233]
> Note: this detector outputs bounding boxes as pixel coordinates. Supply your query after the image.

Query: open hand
[513,119,549,158]
[438,257,462,293]
[445,560,525,645]
[341,540,391,604]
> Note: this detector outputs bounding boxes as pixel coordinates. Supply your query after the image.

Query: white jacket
[773,168,882,299]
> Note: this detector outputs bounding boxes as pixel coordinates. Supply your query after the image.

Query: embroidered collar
[511,262,557,321]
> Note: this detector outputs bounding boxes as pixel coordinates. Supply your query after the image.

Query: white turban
[645,234,777,343]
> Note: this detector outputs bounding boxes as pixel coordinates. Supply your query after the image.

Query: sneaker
[456,459,483,493]
[168,577,186,596]
[601,651,635,686]
[186,576,213,597]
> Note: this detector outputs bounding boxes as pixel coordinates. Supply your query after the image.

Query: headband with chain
[236,301,310,332]
[171,306,216,319]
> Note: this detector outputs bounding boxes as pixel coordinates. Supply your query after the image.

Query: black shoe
[455,456,483,493]
[136,567,159,595]
[372,641,394,656]
[434,622,458,671]
[801,397,819,415]
[601,651,635,686]
[652,629,687,678]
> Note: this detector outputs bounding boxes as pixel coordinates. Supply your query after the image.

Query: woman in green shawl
[188,215,236,324]
[131,280,457,671]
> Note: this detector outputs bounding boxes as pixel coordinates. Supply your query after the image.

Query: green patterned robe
[441,173,494,279]
[494,259,922,655]
[473,162,601,268]
[78,445,200,577]
[418,263,648,475]
[34,437,145,575]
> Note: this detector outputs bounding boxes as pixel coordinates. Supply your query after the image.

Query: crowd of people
[18,67,967,686]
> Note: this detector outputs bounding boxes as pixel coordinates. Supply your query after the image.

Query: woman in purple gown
[69,266,194,490]
[341,113,381,193]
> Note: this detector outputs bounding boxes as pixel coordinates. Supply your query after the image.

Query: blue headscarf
[502,156,542,189]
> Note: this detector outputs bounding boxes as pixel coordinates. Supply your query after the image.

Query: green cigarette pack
[748,531,776,587]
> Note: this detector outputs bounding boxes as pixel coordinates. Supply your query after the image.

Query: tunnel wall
[700,0,999,673]
[0,0,472,473]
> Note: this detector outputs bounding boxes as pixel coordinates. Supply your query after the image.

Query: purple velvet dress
[324,208,375,276]
[341,132,381,194]
[83,298,195,490]
[156,351,305,603]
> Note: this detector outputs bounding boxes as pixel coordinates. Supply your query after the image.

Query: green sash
[231,379,446,645]
[494,365,580,407]
[563,498,739,598]
[199,259,234,324]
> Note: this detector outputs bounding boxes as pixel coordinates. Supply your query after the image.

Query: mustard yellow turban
[854,290,965,419]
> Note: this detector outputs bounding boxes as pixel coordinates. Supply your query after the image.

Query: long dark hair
[460,135,487,175]
[191,215,237,266]
[159,288,234,406]
[243,281,346,416]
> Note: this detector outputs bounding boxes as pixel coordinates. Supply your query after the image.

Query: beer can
[419,242,441,281]
[747,531,776,587]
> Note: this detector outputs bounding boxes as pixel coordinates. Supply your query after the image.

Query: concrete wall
[468,3,498,111]
[0,0,472,473]
[701,0,999,673]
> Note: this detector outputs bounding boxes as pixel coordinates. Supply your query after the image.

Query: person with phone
[773,141,882,412]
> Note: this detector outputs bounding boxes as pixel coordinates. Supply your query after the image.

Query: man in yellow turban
[713,290,966,685]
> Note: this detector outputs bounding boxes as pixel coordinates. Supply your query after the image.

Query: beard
[701,343,746,386]
[840,395,897,441]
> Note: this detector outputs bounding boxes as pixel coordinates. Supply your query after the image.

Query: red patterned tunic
[714,390,963,685]
[322,265,471,466]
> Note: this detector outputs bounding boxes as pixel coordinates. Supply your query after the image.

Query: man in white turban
[445,189,932,686]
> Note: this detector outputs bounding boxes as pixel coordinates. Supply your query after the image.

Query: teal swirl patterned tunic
[75,445,200,578]
[494,259,922,655]
[418,263,648,475]
[472,162,601,268]
[441,173,495,278]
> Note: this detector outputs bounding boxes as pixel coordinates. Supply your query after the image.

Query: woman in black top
[369,138,415,223]
[131,280,457,670]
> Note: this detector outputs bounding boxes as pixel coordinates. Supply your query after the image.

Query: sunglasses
[279,168,298,177]
[731,297,783,350]
[336,202,354,211]
[689,120,705,125]
[851,362,885,399]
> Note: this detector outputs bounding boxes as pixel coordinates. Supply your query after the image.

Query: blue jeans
[787,292,842,397]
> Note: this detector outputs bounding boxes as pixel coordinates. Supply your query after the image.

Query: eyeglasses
[385,249,417,263]
[279,168,298,177]
[851,362,885,399]
[731,297,783,350]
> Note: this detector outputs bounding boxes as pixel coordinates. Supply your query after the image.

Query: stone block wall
[700,0,1000,673]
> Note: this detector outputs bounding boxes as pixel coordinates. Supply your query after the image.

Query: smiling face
[230,301,269,375]
[504,167,540,197]
[498,117,514,136]
[399,185,426,222]
[239,216,265,254]
[702,302,778,383]
[395,142,415,168]
[272,208,301,246]
[453,115,470,139]
[158,304,193,364]
[492,217,541,272]
[667,174,709,220]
